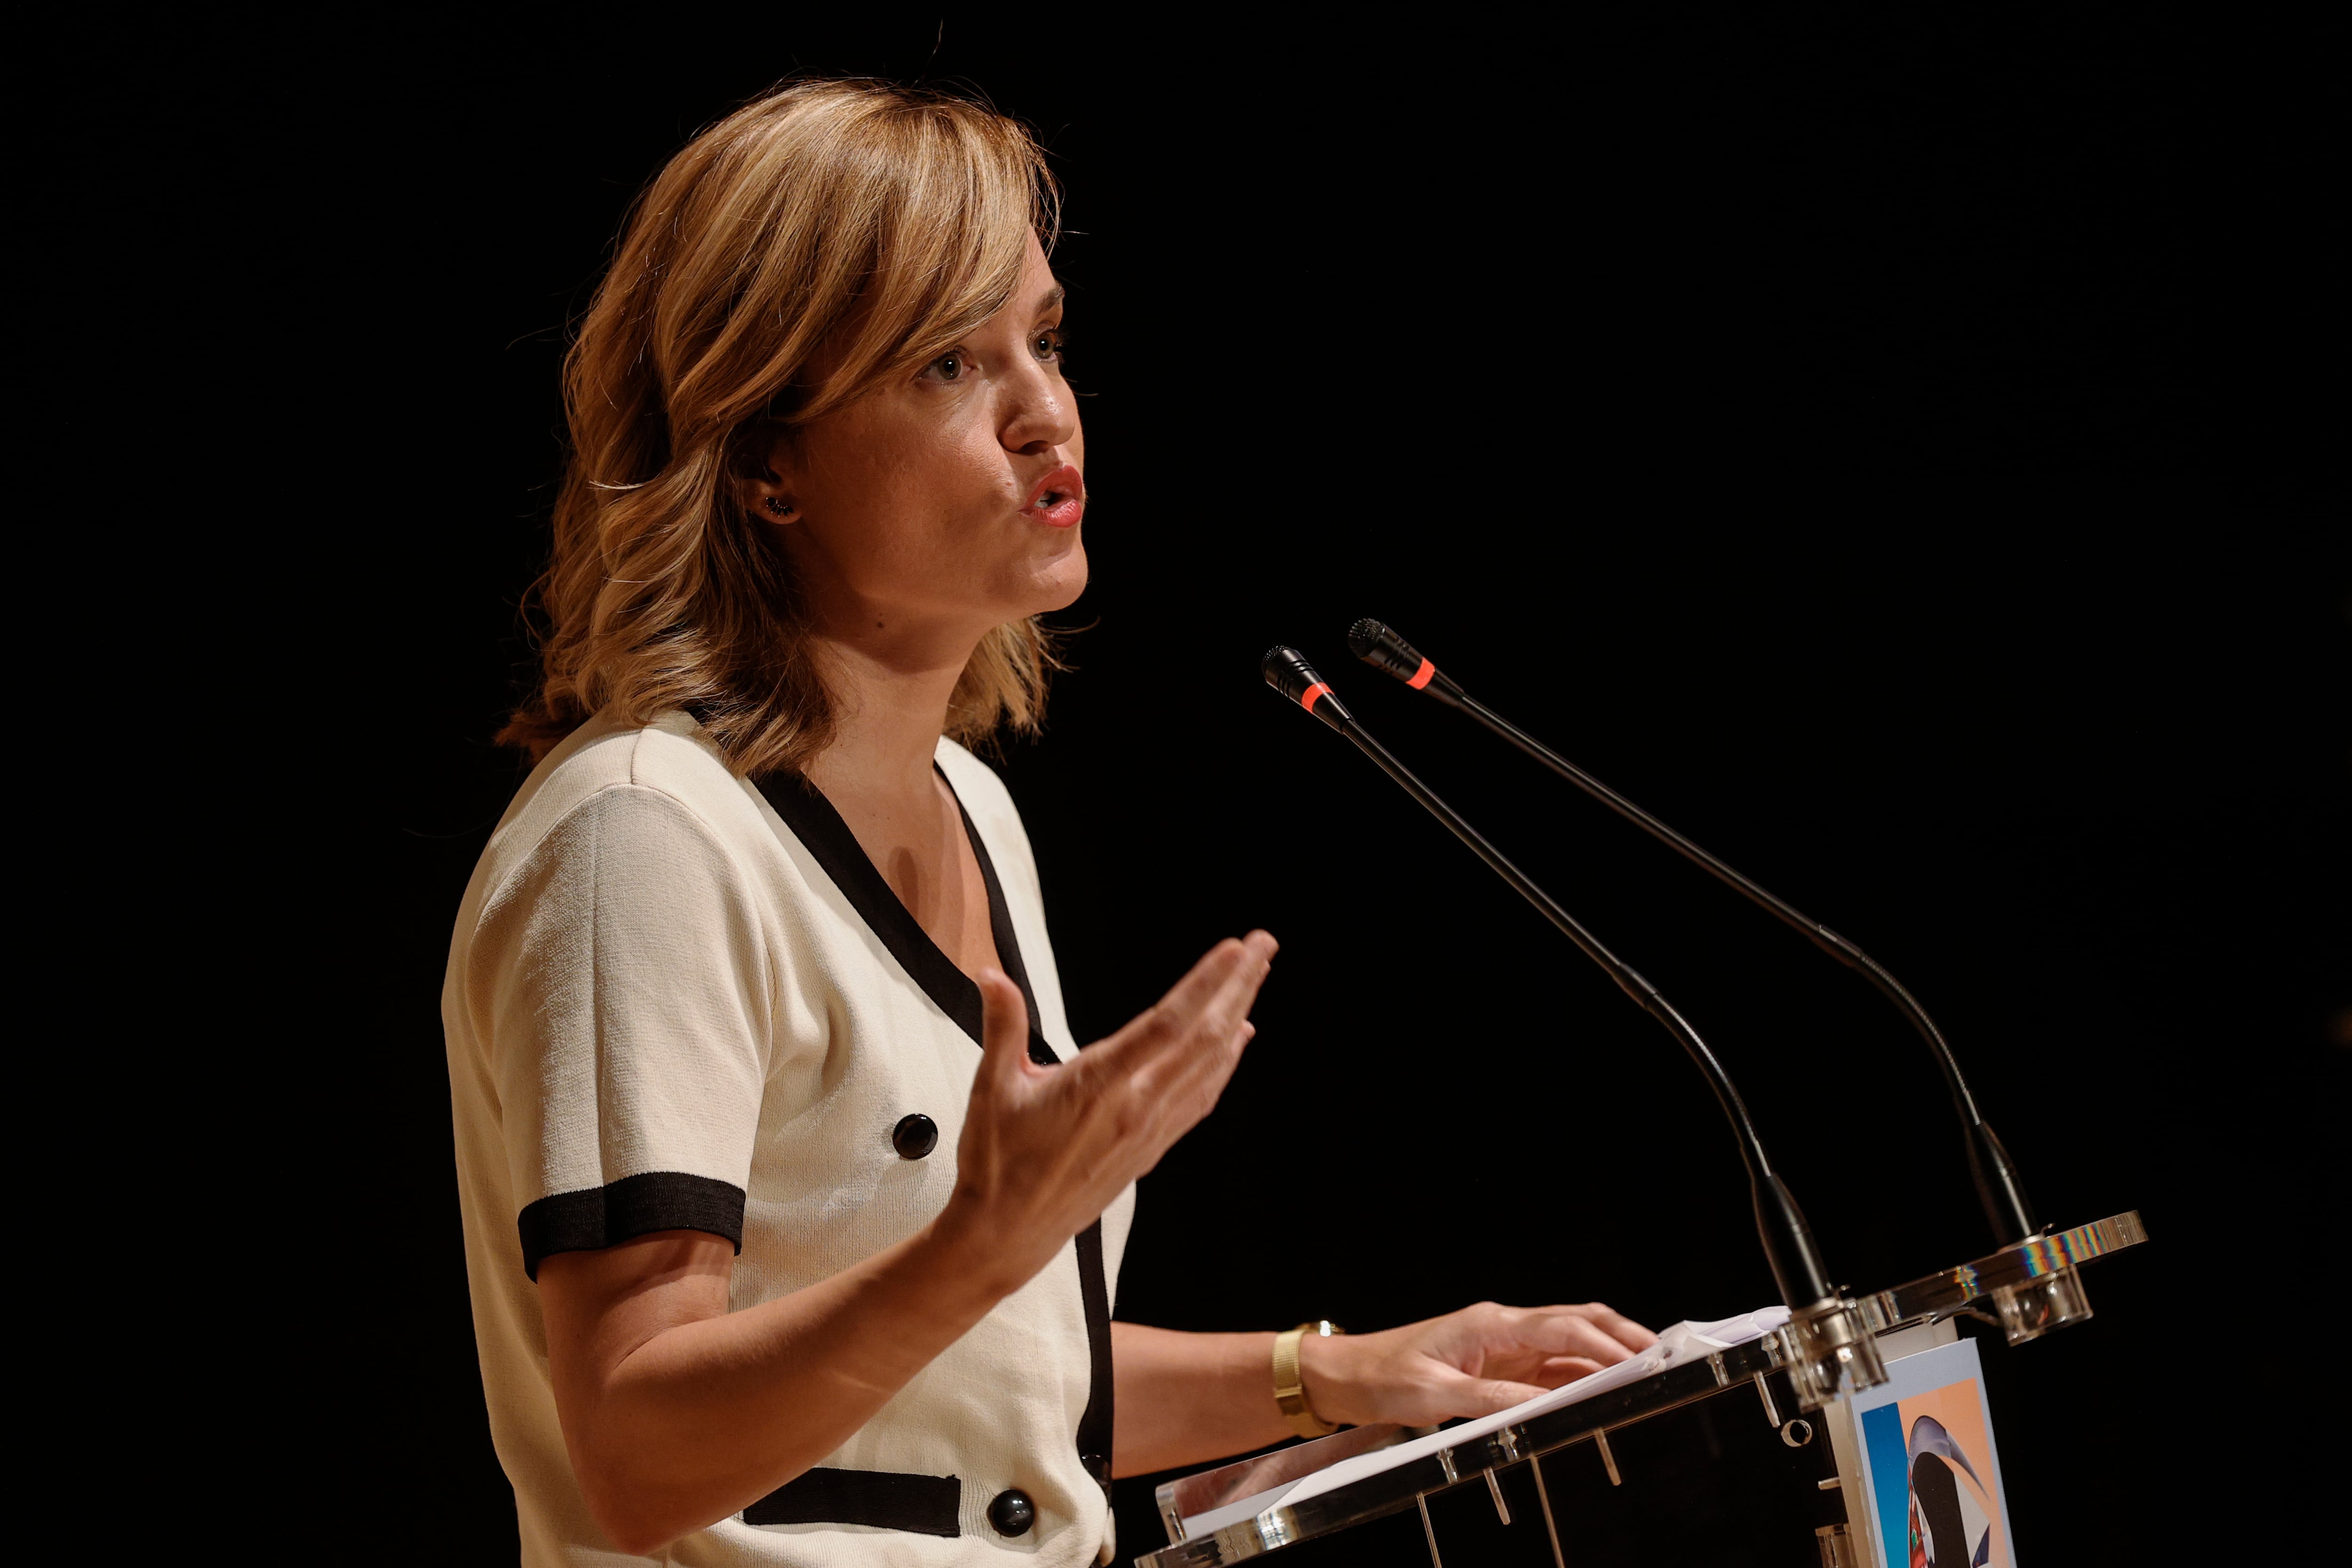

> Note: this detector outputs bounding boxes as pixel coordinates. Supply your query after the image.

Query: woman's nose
[1000,363,1075,455]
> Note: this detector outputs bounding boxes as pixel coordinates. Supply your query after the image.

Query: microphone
[1345,618,2042,1253]
[1262,646,1883,1408]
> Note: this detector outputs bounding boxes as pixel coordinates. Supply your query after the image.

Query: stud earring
[764,496,792,517]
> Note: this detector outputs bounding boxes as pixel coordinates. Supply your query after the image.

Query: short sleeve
[469,782,774,1280]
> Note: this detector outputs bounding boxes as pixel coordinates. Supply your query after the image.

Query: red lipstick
[1019,463,1085,528]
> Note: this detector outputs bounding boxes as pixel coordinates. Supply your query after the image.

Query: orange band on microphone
[1300,682,1331,712]
[1406,658,1436,690]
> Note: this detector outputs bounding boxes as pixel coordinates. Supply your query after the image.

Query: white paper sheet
[1178,1305,1790,1540]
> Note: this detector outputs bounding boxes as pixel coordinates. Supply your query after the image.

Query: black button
[891,1114,938,1160]
[987,1488,1035,1536]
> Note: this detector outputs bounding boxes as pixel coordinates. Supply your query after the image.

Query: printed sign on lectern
[1849,1337,2017,1568]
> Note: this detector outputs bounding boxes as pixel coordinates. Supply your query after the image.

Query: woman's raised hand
[943,932,1277,1291]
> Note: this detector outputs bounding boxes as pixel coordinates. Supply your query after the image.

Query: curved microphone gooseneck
[1260,646,1840,1319]
[1345,618,2040,1250]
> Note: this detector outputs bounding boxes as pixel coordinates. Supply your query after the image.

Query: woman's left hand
[1300,1301,1660,1428]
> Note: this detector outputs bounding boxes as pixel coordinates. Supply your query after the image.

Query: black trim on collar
[951,788,1059,1068]
[742,1466,961,1536]
[752,766,1060,1066]
[755,767,1001,1050]
[752,761,1117,1494]
[517,1171,745,1281]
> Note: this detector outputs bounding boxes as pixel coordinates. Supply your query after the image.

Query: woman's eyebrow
[1031,286,1065,318]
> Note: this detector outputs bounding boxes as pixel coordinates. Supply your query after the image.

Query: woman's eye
[930,353,965,382]
[1033,332,1064,363]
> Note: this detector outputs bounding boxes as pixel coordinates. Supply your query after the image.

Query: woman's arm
[1111,1325,1286,1475]
[540,937,1276,1556]
[1112,1303,1660,1478]
[541,1221,1008,1553]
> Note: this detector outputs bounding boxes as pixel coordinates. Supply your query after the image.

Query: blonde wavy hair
[500,79,1063,774]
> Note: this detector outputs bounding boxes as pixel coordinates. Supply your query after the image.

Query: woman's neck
[800,620,976,807]
[797,614,1004,977]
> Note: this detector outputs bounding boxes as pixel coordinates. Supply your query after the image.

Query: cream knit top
[444,712,1133,1566]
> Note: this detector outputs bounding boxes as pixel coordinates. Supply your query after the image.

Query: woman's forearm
[541,1214,1018,1555]
[1110,1323,1293,1477]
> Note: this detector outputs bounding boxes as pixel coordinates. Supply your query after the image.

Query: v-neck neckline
[755,762,1059,1066]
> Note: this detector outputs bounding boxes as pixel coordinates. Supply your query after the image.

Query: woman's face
[763,232,1086,649]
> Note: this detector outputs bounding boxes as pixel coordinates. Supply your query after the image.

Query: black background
[168,12,2343,1565]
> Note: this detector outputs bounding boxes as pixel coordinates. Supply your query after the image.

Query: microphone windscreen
[1261,645,1351,724]
[1348,619,1434,686]
[1261,645,1318,705]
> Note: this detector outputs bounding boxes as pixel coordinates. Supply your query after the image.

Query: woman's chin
[1023,542,1089,614]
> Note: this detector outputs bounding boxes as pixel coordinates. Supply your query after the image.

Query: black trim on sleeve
[516,1170,746,1281]
[742,1467,961,1536]
[752,764,1119,1491]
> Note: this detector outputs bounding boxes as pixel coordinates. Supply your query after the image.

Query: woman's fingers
[1093,932,1277,1074]
[1552,1307,1665,1354]
[1540,1313,1639,1367]
[1109,1016,1259,1174]
[947,940,1279,1295]
[1534,1355,1608,1385]
[1565,1302,1659,1353]
[1488,1303,1655,1364]
[1073,937,1271,1178]
[1567,1317,1642,1367]
[1153,934,1276,1047]
[956,938,1273,1262]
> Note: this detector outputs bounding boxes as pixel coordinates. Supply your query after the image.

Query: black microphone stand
[1347,619,2043,1253]
[1263,647,1883,1409]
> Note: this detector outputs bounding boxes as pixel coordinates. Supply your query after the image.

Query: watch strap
[1272,1320,1344,1439]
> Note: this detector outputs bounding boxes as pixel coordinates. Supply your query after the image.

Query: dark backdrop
[194,14,2343,1565]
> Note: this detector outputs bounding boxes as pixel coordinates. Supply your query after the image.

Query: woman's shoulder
[482,711,764,873]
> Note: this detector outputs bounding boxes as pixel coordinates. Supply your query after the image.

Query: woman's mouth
[1019,464,1085,528]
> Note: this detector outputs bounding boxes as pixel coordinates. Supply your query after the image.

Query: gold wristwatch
[1272,1320,1345,1439]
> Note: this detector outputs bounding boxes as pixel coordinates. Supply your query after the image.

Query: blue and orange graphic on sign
[1859,1362,2010,1567]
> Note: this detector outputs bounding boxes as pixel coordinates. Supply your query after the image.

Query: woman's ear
[745,427,802,523]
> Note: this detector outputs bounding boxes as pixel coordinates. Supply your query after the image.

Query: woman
[445,78,1655,1566]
